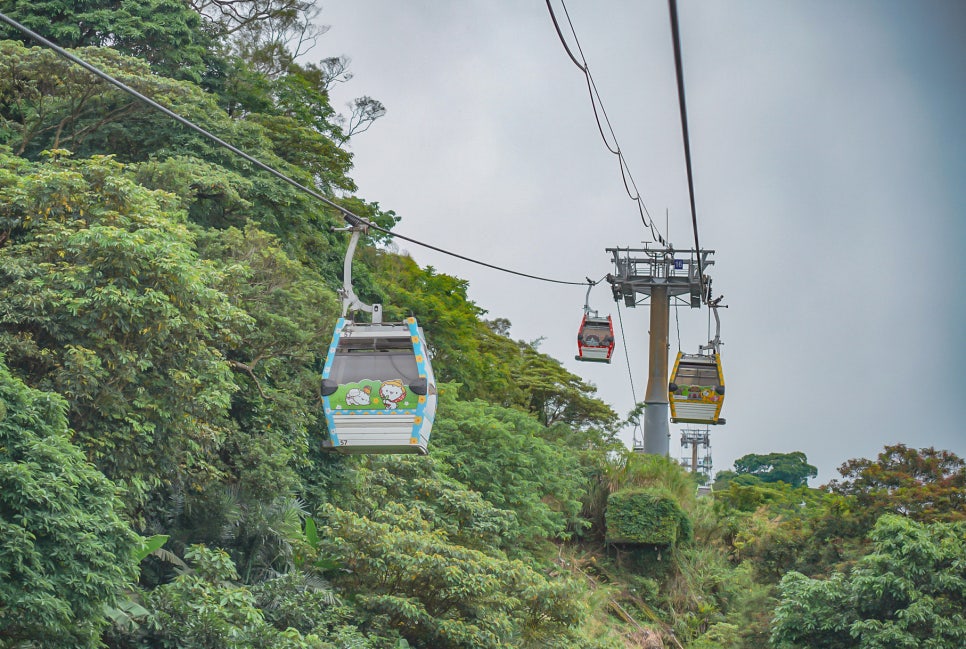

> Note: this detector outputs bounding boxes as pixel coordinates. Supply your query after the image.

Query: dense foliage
[772,515,966,649]
[0,3,963,647]
[0,357,137,647]
[0,150,247,505]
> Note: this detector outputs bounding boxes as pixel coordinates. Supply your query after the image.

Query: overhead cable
[545,0,669,247]
[0,11,589,287]
[666,0,705,292]
[674,301,682,352]
[615,301,644,449]
[615,301,639,406]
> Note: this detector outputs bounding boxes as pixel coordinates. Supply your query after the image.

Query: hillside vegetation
[1,3,964,648]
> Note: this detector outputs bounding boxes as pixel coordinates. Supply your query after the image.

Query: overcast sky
[311,1,965,483]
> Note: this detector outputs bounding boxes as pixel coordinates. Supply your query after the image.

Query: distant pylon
[680,427,711,477]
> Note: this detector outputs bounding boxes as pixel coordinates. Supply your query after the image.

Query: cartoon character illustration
[345,385,372,406]
[379,380,407,410]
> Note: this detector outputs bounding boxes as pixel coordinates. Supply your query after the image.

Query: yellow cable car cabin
[669,352,725,425]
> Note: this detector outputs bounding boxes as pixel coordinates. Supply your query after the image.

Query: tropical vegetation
[0,2,963,647]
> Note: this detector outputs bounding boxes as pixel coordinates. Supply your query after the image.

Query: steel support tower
[607,246,713,456]
[680,428,712,478]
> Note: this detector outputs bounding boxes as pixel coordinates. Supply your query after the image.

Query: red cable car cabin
[575,314,615,363]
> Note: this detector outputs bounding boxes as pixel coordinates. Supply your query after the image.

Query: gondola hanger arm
[700,296,726,354]
[582,277,598,316]
[336,225,382,323]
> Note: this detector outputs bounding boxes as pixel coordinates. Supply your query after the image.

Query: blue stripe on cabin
[321,317,346,445]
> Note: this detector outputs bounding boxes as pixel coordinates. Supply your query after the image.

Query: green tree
[430,392,588,545]
[0,357,138,647]
[193,225,340,496]
[318,502,594,649]
[348,456,517,554]
[315,455,618,648]
[732,452,817,487]
[771,515,966,649]
[712,470,763,490]
[250,572,376,647]
[0,151,248,504]
[0,40,363,262]
[512,343,618,430]
[714,480,864,582]
[0,0,212,82]
[143,545,326,648]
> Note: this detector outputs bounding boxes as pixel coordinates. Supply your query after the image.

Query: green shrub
[605,487,692,546]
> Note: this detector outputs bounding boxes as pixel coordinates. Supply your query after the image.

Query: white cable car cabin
[322,316,437,454]
[321,223,437,454]
[575,314,615,363]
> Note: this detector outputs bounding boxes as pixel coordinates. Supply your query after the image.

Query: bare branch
[317,56,353,92]
[337,96,386,144]
[228,359,268,399]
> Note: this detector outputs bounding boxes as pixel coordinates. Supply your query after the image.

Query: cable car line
[367,225,588,286]
[674,300,682,353]
[615,301,644,449]
[667,0,705,295]
[0,11,591,289]
[615,301,638,405]
[660,3,729,429]
[545,0,669,247]
[545,0,585,71]
[546,2,730,432]
[550,0,664,244]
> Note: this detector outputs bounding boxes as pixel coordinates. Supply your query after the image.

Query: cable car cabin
[669,352,725,425]
[575,314,615,363]
[321,317,437,454]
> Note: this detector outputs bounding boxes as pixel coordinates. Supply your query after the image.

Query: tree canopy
[0,356,137,647]
[826,444,966,524]
[771,515,966,649]
[728,451,818,488]
[0,150,247,503]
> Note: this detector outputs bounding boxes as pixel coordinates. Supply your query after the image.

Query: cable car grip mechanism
[334,224,382,324]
